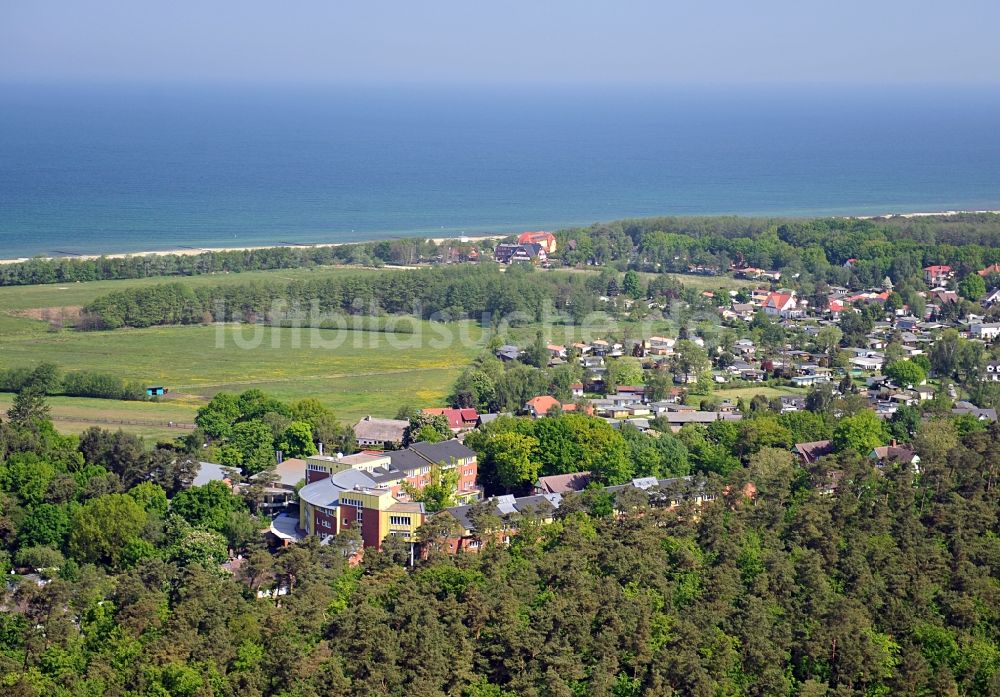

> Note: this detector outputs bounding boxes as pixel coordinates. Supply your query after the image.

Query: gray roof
[388,448,430,472]
[193,461,231,487]
[663,411,740,424]
[353,416,408,443]
[443,492,563,534]
[952,407,998,422]
[297,469,377,508]
[409,440,477,463]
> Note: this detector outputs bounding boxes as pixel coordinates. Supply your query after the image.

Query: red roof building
[422,407,479,431]
[924,265,954,285]
[516,231,557,254]
[763,291,798,317]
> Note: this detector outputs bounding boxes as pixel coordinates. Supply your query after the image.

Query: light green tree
[833,410,889,454]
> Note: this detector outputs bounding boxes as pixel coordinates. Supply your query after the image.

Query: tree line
[0,363,147,401]
[0,237,462,287]
[78,265,635,330]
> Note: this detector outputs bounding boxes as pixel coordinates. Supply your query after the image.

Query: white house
[970,323,1000,341]
[763,291,799,318]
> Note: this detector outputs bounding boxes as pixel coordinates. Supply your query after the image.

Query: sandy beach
[2,209,999,265]
[0,233,509,265]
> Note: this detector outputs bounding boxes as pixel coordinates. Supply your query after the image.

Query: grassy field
[0,264,754,438]
[0,267,487,434]
[0,322,483,424]
[0,393,200,442]
[684,384,806,406]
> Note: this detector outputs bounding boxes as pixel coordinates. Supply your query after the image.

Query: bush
[15,545,66,572]
[62,370,147,401]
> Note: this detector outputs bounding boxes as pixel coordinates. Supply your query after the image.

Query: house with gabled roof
[924,265,954,286]
[422,407,480,432]
[353,416,409,449]
[794,440,834,464]
[763,291,800,318]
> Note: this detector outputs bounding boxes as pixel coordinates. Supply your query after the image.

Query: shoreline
[0,233,509,265]
[2,209,999,265]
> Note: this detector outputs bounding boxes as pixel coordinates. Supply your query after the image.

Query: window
[340,497,362,508]
[356,510,363,523]
[390,515,410,526]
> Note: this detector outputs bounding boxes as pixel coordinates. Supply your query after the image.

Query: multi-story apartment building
[298,440,480,549]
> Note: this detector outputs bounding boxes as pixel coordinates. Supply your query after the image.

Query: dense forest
[0,386,997,695]
[69,213,1000,332]
[78,265,646,330]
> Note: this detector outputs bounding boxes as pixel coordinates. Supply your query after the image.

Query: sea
[2,83,1000,259]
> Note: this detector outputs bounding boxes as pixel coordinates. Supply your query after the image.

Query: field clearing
[0,393,198,442]
[661,272,748,292]
[685,384,806,406]
[0,322,484,425]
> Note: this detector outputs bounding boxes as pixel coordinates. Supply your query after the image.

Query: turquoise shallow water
[1,83,999,258]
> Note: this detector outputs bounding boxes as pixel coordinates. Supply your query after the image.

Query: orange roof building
[517,231,557,254]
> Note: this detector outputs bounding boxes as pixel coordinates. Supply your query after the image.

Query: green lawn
[660,272,747,293]
[685,384,806,406]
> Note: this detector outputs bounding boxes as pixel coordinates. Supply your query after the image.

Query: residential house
[929,289,960,305]
[646,336,675,355]
[496,344,521,362]
[494,242,546,264]
[870,443,920,470]
[422,407,480,432]
[779,395,806,413]
[763,291,799,318]
[951,402,998,422]
[794,440,834,464]
[850,355,884,373]
[524,395,591,417]
[986,361,1000,382]
[659,411,741,432]
[731,303,756,321]
[924,265,954,286]
[535,471,592,495]
[970,323,1000,341]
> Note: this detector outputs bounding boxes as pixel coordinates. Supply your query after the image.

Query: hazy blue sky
[3,0,999,85]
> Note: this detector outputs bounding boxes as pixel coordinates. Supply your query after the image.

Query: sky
[2,0,999,85]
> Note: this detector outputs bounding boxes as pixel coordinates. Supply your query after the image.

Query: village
[184,236,999,582]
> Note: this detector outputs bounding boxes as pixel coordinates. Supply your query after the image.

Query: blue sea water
[1,83,1000,259]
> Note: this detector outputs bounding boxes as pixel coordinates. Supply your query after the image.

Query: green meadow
[0,268,484,433]
[0,266,777,439]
